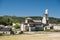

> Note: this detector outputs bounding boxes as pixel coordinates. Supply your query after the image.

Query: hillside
[0,16,60,25]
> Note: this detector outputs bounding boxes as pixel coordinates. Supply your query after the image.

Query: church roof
[33,20,41,22]
[26,17,32,20]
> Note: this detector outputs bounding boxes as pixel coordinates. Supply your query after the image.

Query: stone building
[20,9,51,32]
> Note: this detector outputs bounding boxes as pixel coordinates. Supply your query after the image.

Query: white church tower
[42,9,49,24]
[45,9,49,24]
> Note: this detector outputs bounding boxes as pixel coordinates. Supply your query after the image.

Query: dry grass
[0,32,60,40]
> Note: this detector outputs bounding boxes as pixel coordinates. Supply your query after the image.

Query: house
[0,25,12,34]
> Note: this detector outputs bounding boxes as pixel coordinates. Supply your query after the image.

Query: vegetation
[49,17,60,24]
[0,15,60,26]
[13,23,20,29]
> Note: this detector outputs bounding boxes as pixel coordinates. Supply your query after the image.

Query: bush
[14,23,20,29]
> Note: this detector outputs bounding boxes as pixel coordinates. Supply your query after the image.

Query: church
[20,9,52,32]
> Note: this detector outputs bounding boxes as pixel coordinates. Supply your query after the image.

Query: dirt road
[0,32,60,40]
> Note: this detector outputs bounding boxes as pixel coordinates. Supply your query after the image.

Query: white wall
[53,26,60,30]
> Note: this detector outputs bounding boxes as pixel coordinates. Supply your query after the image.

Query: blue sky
[0,0,60,18]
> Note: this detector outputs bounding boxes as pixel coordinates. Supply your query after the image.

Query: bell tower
[45,9,49,25]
